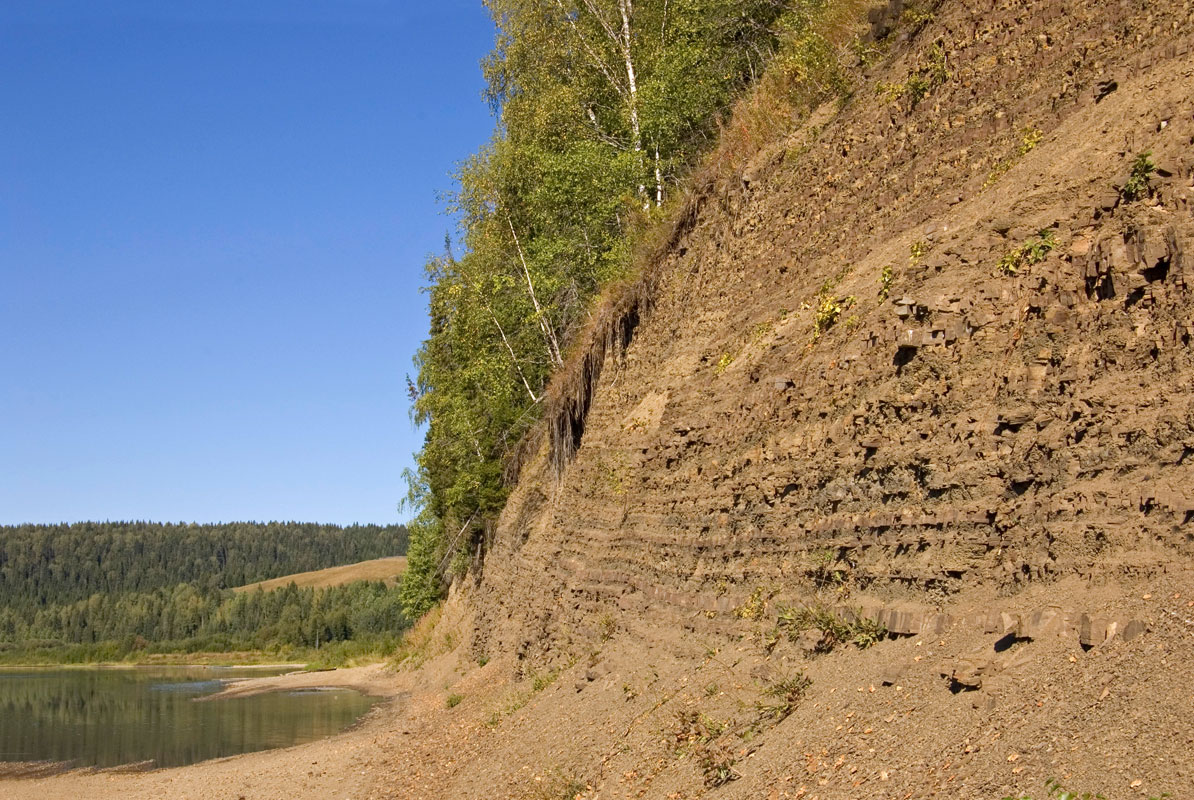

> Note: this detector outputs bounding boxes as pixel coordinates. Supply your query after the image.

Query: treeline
[404,0,862,615]
[0,521,408,609]
[0,580,407,658]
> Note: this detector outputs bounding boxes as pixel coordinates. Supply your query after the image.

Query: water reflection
[0,667,378,768]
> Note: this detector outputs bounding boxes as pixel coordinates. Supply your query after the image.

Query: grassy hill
[234,556,407,592]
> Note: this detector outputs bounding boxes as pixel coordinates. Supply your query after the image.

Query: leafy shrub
[756,672,812,720]
[878,264,894,301]
[776,603,887,652]
[985,127,1044,188]
[999,229,1058,275]
[1120,151,1156,201]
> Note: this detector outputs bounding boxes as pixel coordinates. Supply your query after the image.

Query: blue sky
[0,1,496,525]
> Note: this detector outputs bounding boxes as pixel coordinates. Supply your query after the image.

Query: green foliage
[999,228,1058,275]
[733,585,773,619]
[0,579,409,663]
[776,603,887,652]
[672,710,738,785]
[755,671,812,720]
[1120,151,1156,202]
[984,126,1043,188]
[407,0,867,606]
[812,287,855,341]
[878,41,949,107]
[806,547,849,589]
[878,263,894,301]
[697,743,739,787]
[446,692,464,709]
[909,240,927,266]
[597,613,617,642]
[531,668,561,692]
[0,521,407,610]
[899,5,935,29]
[525,770,588,800]
[397,472,449,620]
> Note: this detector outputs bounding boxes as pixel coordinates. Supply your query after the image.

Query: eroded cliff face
[447,0,1194,796]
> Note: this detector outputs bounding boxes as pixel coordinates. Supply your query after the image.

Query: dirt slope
[449,0,1194,796]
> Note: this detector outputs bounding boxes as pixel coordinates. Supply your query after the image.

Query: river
[0,666,378,769]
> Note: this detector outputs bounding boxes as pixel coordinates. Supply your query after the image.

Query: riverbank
[201,662,400,701]
[0,649,309,667]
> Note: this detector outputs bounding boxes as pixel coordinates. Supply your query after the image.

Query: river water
[0,666,378,769]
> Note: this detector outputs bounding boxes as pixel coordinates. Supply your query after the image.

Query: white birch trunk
[507,214,564,369]
[617,0,649,209]
[654,145,664,207]
[488,306,539,404]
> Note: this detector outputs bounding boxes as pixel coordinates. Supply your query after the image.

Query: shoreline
[201,661,401,700]
[0,662,306,670]
[0,662,404,798]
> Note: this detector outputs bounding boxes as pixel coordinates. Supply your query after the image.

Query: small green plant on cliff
[734,585,773,619]
[999,229,1058,275]
[878,42,949,106]
[596,452,629,495]
[984,126,1044,188]
[672,711,740,787]
[878,263,895,301]
[806,547,849,588]
[755,671,813,720]
[900,5,935,29]
[445,692,463,708]
[909,240,927,266]
[697,743,740,787]
[714,351,734,375]
[851,37,883,67]
[597,613,617,642]
[1120,150,1156,201]
[531,670,558,692]
[776,603,887,652]
[812,290,855,341]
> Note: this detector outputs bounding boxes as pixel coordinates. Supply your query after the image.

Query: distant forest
[0,580,405,658]
[0,521,408,608]
[0,521,410,661]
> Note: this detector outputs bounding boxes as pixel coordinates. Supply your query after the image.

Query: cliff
[429,0,1194,796]
[397,0,1194,797]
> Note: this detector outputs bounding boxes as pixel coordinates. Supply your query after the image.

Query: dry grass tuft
[389,604,447,670]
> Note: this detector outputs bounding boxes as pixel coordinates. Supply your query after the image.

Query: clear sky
[0,1,496,526]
